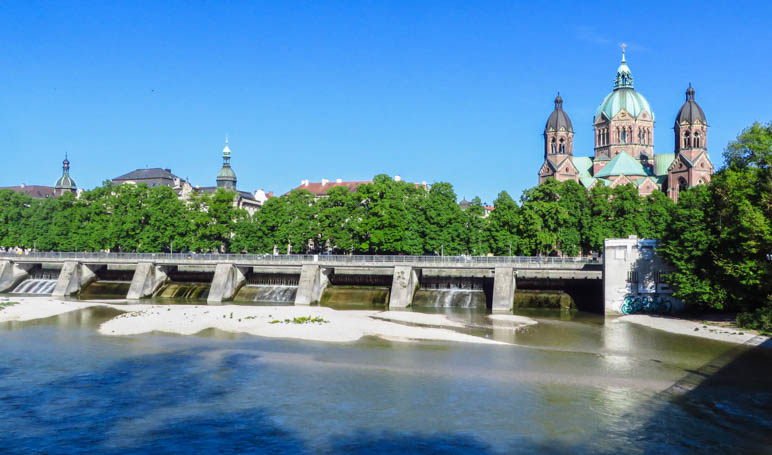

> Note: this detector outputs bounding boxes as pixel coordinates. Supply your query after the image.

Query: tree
[485,191,520,255]
[660,121,772,332]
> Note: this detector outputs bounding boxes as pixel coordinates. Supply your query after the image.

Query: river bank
[616,314,769,346]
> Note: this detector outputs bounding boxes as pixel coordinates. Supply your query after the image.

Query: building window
[694,132,701,148]
[551,137,556,154]
[684,131,691,148]
[559,138,565,154]
[678,177,688,192]
[621,128,627,144]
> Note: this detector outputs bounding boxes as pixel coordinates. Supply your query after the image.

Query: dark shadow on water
[603,338,772,454]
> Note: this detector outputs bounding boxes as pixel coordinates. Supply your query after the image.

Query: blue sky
[1,1,770,203]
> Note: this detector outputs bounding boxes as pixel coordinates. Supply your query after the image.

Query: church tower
[592,47,655,175]
[538,94,579,183]
[216,138,237,190]
[54,154,77,196]
[667,84,713,202]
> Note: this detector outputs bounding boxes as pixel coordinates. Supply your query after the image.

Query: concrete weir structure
[0,248,680,313]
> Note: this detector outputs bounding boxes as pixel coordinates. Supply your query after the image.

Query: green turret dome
[55,156,76,191]
[594,51,654,121]
[216,139,237,189]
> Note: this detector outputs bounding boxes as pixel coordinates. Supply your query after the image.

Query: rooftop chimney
[394,175,402,182]
[321,178,329,186]
[336,178,342,183]
[301,179,309,187]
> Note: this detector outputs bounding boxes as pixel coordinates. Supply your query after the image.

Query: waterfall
[245,285,298,303]
[413,289,486,308]
[11,279,58,295]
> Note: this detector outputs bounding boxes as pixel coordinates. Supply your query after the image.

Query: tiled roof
[113,168,181,182]
[594,151,649,178]
[0,185,57,199]
[571,157,593,176]
[654,153,675,176]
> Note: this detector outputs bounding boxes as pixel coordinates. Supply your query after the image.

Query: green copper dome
[55,156,76,190]
[595,88,654,121]
[217,166,236,180]
[216,139,237,189]
[594,51,654,121]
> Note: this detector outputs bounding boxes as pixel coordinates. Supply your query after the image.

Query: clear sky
[1,1,770,203]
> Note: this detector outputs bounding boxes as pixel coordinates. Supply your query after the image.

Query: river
[0,305,770,454]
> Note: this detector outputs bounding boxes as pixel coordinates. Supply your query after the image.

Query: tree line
[0,176,673,257]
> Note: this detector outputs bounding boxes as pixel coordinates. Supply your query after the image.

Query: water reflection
[0,304,770,453]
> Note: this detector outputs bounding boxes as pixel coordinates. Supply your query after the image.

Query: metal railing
[0,251,601,267]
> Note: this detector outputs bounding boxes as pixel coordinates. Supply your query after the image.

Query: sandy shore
[0,296,98,322]
[616,314,769,346]
[0,297,503,345]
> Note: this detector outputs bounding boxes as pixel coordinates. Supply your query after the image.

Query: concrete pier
[295,264,330,305]
[491,267,516,312]
[389,265,420,308]
[127,263,171,300]
[0,261,35,293]
[207,263,247,304]
[52,262,100,297]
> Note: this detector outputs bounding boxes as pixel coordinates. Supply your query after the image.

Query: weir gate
[0,251,607,312]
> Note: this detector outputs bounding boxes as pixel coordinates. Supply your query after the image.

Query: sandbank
[0,297,503,345]
[99,305,504,344]
[616,314,769,346]
[0,296,97,322]
[372,311,466,328]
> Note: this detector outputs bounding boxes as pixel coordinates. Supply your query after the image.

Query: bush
[736,297,772,335]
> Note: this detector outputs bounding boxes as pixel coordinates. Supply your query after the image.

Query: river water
[0,305,770,454]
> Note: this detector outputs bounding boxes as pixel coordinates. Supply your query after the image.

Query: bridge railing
[0,251,601,265]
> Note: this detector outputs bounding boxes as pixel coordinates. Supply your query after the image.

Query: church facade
[537,50,713,202]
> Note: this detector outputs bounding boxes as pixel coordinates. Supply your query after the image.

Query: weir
[0,251,629,311]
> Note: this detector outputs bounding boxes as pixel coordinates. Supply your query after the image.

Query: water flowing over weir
[154,270,214,301]
[11,269,60,295]
[80,268,134,299]
[413,276,487,308]
[234,273,299,303]
[12,279,57,295]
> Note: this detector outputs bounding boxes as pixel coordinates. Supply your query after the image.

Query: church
[537,48,713,202]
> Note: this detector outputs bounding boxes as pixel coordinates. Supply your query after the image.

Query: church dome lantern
[594,47,654,122]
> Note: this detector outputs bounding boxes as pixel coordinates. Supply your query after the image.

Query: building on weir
[537,48,713,202]
[0,155,78,199]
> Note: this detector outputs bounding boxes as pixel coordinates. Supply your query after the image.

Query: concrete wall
[295,264,330,305]
[389,266,420,308]
[491,267,516,312]
[127,263,171,300]
[603,236,678,314]
[0,261,35,293]
[207,263,247,304]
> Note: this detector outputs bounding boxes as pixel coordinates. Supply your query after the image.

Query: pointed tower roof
[675,83,707,125]
[544,93,574,133]
[55,153,77,191]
